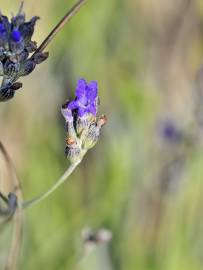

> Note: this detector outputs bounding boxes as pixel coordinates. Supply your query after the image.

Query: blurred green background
[1,0,203,269]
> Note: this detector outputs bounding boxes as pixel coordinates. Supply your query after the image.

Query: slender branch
[0,142,22,223]
[0,191,8,204]
[32,0,87,57]
[22,160,81,209]
[0,141,23,270]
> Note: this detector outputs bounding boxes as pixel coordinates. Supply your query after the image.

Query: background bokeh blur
[1,0,203,269]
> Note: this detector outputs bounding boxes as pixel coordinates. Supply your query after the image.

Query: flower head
[0,5,48,102]
[61,79,107,163]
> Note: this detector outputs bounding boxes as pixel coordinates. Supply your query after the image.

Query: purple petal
[0,23,7,41]
[78,107,87,117]
[86,81,98,102]
[61,107,73,121]
[87,104,97,116]
[75,78,87,99]
[0,23,6,34]
[77,95,88,106]
[68,100,79,110]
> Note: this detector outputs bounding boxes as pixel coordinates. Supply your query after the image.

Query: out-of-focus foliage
[1,0,203,269]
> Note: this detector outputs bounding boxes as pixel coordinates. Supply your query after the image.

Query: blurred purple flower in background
[159,120,182,143]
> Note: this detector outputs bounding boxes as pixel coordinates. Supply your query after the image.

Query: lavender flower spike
[0,4,48,102]
[61,78,107,163]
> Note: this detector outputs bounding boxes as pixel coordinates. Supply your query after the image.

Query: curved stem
[22,160,81,209]
[0,141,23,270]
[32,0,87,57]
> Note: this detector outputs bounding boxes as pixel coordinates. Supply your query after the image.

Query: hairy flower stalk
[22,161,80,209]
[21,79,106,209]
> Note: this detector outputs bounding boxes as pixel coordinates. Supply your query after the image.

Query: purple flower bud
[0,21,8,46]
[4,60,20,77]
[0,23,6,35]
[11,30,22,42]
[19,16,39,42]
[0,83,15,101]
[0,15,10,32]
[19,59,36,76]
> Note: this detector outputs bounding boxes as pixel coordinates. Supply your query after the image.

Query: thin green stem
[22,160,81,209]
